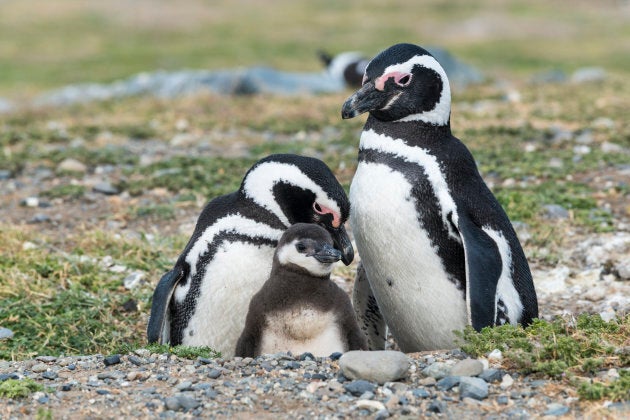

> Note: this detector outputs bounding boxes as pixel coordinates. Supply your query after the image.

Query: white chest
[350,161,466,351]
[260,308,344,357]
[181,242,275,357]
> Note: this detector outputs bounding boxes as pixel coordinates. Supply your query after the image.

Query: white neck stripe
[378,54,451,125]
[242,162,342,226]
[360,129,460,240]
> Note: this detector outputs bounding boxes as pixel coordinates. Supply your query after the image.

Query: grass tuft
[0,378,43,399]
[143,344,221,359]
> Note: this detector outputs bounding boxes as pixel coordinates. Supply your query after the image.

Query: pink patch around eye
[375,71,413,91]
[313,203,341,228]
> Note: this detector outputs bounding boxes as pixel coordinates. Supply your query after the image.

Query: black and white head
[240,154,353,264]
[341,43,451,125]
[275,223,342,277]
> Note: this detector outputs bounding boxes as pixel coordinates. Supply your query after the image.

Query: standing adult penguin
[341,43,538,352]
[235,223,367,357]
[147,154,353,357]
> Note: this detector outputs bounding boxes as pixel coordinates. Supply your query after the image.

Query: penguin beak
[341,82,384,119]
[330,224,354,265]
[309,243,343,264]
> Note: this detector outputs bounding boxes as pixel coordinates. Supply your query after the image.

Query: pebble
[479,368,504,383]
[103,355,121,366]
[92,182,119,195]
[57,158,87,173]
[421,362,452,379]
[339,351,410,384]
[0,327,14,339]
[500,374,515,390]
[22,197,39,207]
[488,349,503,363]
[31,364,49,373]
[344,380,376,396]
[208,369,222,379]
[356,399,386,412]
[542,204,569,219]
[450,358,483,377]
[459,377,489,400]
[123,271,145,290]
[41,371,58,380]
[28,213,51,224]
[544,403,570,416]
[436,376,460,391]
[571,67,607,84]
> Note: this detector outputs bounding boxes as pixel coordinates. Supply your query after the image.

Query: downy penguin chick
[235,223,367,357]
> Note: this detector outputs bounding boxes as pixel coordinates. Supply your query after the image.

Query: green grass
[0,378,43,399]
[143,344,222,360]
[456,314,630,401]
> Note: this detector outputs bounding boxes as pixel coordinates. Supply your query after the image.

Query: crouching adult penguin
[341,43,538,352]
[235,223,367,357]
[147,154,354,357]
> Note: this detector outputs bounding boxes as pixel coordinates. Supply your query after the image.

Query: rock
[421,362,452,380]
[450,359,483,377]
[488,349,503,363]
[208,369,222,379]
[418,376,436,386]
[459,377,489,400]
[176,394,200,410]
[0,170,12,180]
[584,286,606,302]
[575,130,594,144]
[0,327,13,340]
[41,371,58,380]
[57,158,87,173]
[542,204,569,219]
[427,400,447,413]
[0,97,13,113]
[530,69,567,85]
[356,400,386,412]
[615,259,630,280]
[123,271,145,290]
[412,388,430,399]
[103,355,121,366]
[31,363,48,373]
[28,214,51,224]
[36,356,57,363]
[22,197,39,207]
[571,67,607,83]
[601,142,624,153]
[344,380,376,396]
[436,376,460,391]
[93,182,119,195]
[544,403,570,416]
[164,396,181,411]
[479,368,504,383]
[500,374,514,390]
[339,351,410,384]
[534,266,570,294]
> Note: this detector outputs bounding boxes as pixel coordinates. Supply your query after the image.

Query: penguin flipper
[352,263,387,350]
[147,267,184,344]
[456,214,503,331]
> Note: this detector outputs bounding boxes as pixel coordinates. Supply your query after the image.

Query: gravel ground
[2,349,628,419]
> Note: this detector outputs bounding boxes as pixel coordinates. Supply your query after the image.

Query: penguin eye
[313,202,324,213]
[296,243,307,253]
[395,73,412,87]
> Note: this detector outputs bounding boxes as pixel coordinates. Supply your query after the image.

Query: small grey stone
[436,376,460,391]
[92,182,119,195]
[497,395,509,405]
[61,384,73,392]
[208,368,222,379]
[22,197,39,207]
[123,271,145,290]
[544,403,570,416]
[450,359,484,377]
[459,377,489,400]
[128,356,146,366]
[421,362,452,380]
[427,400,446,413]
[103,354,121,366]
[479,368,504,383]
[37,395,49,404]
[198,357,214,365]
[28,213,50,224]
[31,363,48,373]
[412,388,430,399]
[36,356,57,363]
[542,204,569,219]
[530,69,567,85]
[96,389,110,395]
[41,371,58,380]
[339,350,410,384]
[176,380,193,391]
[176,394,200,410]
[57,158,87,173]
[571,67,606,83]
[0,327,14,340]
[164,396,181,411]
[0,170,11,180]
[344,380,376,396]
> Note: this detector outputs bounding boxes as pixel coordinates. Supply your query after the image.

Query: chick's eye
[296,243,307,252]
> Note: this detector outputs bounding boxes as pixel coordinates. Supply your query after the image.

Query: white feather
[482,227,523,324]
[181,241,275,357]
[381,54,451,125]
[359,129,460,241]
[350,161,466,351]
[276,240,334,277]
[178,215,283,302]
